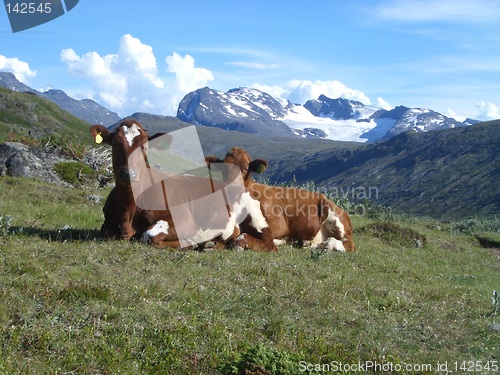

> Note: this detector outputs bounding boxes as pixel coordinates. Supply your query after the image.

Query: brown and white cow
[206,147,355,252]
[90,120,275,251]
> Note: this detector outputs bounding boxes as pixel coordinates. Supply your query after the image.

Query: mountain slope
[40,89,120,125]
[0,72,120,125]
[271,121,500,219]
[0,87,93,144]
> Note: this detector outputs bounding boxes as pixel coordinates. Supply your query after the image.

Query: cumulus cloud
[0,55,37,83]
[165,52,214,108]
[475,101,500,120]
[445,108,466,122]
[376,97,392,110]
[254,79,371,105]
[61,34,214,116]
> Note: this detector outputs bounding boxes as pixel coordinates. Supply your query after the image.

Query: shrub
[450,217,500,235]
[54,161,95,185]
[358,221,427,248]
[219,344,298,375]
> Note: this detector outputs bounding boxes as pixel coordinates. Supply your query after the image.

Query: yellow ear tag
[95,133,103,144]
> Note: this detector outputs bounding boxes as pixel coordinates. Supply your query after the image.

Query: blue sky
[1,0,500,121]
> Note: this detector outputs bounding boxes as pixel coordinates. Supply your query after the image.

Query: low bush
[54,161,96,185]
[357,221,427,248]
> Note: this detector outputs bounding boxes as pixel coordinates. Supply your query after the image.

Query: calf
[90,121,273,250]
[206,147,355,251]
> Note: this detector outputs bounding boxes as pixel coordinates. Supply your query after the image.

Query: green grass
[0,176,499,374]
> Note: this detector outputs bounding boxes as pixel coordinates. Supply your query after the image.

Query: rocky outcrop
[0,142,73,187]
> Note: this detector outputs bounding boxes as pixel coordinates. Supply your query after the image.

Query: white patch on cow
[241,191,268,232]
[273,239,287,246]
[323,209,345,239]
[312,208,345,245]
[215,191,268,241]
[141,220,169,244]
[188,228,226,244]
[319,237,346,252]
[122,123,141,147]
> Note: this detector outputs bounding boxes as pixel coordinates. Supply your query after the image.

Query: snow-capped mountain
[281,98,382,141]
[177,86,473,142]
[377,107,464,140]
[177,87,297,138]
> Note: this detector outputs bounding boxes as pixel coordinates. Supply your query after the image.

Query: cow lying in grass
[90,121,275,251]
[206,147,355,252]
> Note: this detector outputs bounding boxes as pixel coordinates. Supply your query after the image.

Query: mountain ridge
[177,86,476,142]
[0,72,120,126]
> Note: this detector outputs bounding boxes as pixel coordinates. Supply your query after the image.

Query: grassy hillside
[0,87,92,146]
[0,176,498,374]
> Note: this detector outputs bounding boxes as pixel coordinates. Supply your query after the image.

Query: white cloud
[475,101,500,120]
[376,97,392,110]
[254,79,371,105]
[445,108,466,122]
[226,61,281,70]
[60,34,213,116]
[165,52,214,104]
[0,55,37,83]
[372,0,500,24]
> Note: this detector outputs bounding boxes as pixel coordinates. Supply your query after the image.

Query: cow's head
[206,147,267,187]
[90,120,162,186]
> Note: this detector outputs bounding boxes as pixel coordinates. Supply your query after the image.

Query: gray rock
[0,142,73,187]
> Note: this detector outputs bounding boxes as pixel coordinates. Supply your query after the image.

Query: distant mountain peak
[304,96,368,119]
[0,71,120,125]
[177,87,298,138]
[0,71,34,93]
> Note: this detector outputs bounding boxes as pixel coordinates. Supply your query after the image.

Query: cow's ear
[90,125,112,145]
[148,132,168,142]
[249,159,267,174]
[205,155,223,168]
[148,133,171,150]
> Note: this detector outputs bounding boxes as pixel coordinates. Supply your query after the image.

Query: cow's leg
[100,220,120,240]
[232,226,278,252]
[150,236,195,249]
[140,220,183,248]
